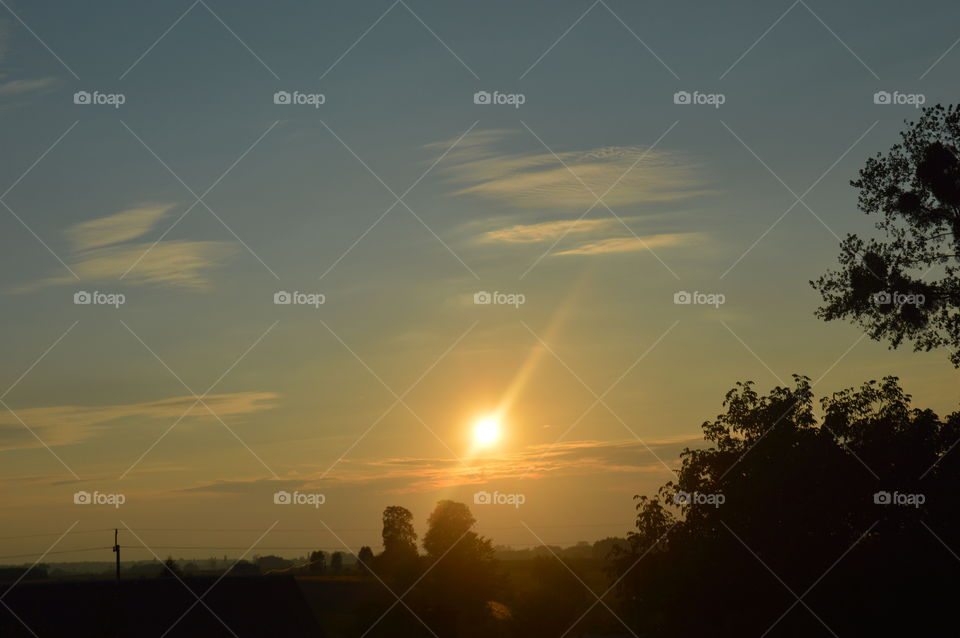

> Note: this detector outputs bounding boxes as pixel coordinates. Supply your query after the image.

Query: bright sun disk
[473,416,501,447]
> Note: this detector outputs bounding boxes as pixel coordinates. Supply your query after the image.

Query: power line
[0,529,113,541]
[0,547,110,561]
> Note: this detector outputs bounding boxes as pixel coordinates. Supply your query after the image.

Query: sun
[472,416,501,448]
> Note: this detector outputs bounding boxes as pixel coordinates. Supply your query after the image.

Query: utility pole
[113,529,120,582]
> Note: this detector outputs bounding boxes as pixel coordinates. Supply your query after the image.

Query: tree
[308,550,326,574]
[330,551,343,574]
[159,557,182,579]
[377,506,421,586]
[356,545,375,576]
[423,500,480,557]
[610,375,960,636]
[421,501,502,637]
[812,104,960,365]
[591,536,628,561]
[382,505,418,556]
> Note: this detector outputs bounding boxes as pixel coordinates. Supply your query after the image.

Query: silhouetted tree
[330,551,343,574]
[356,545,375,576]
[813,104,960,365]
[420,500,502,637]
[159,557,182,579]
[308,550,326,574]
[376,506,421,586]
[611,375,960,636]
[382,505,418,555]
[591,536,627,561]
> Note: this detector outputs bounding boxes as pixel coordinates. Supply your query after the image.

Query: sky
[0,0,959,563]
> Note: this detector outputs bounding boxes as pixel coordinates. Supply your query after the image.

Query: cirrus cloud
[431,129,713,210]
[17,204,238,292]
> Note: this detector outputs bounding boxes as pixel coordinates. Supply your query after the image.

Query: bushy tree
[376,505,421,587]
[611,376,960,636]
[308,550,326,574]
[356,545,375,576]
[420,501,502,637]
[813,104,960,365]
[158,557,182,579]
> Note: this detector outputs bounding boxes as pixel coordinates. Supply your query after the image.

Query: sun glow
[472,416,501,448]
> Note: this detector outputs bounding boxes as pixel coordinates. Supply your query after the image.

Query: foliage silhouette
[813,104,960,365]
[356,545,374,577]
[158,556,181,579]
[376,505,420,587]
[611,375,960,636]
[308,550,326,573]
[419,500,502,638]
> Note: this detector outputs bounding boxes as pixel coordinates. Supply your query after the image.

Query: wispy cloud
[180,436,701,496]
[29,240,238,291]
[0,392,278,451]
[553,233,702,256]
[480,217,704,257]
[431,129,712,210]
[20,204,238,291]
[0,76,56,99]
[482,218,625,243]
[66,204,173,251]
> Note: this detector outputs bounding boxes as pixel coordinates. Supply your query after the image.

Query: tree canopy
[813,104,960,365]
[611,375,960,636]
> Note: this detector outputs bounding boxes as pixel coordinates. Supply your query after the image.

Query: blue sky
[0,0,958,558]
